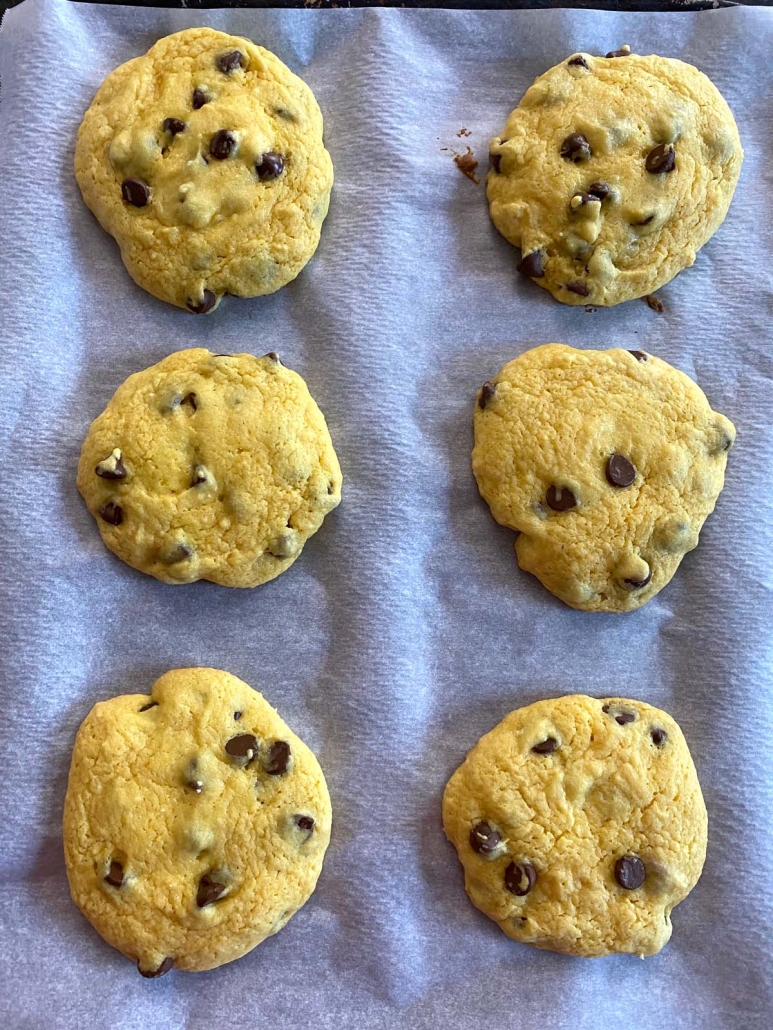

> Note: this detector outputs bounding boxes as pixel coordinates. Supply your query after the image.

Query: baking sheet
[1,1,772,1027]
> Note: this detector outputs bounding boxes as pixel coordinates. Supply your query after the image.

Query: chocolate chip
[651,728,668,747]
[210,130,237,160]
[138,957,174,979]
[646,295,664,313]
[633,214,655,226]
[216,50,244,74]
[565,281,589,297]
[469,821,502,855]
[182,393,197,411]
[570,192,598,211]
[188,779,204,794]
[104,860,124,887]
[505,861,536,896]
[587,181,611,202]
[187,290,217,315]
[629,350,648,361]
[225,734,258,762]
[234,711,243,720]
[567,55,589,69]
[121,178,150,207]
[603,705,637,725]
[606,47,632,58]
[165,543,194,564]
[265,740,291,776]
[546,485,577,512]
[95,451,126,480]
[264,351,280,363]
[517,250,545,279]
[163,118,186,136]
[192,88,209,110]
[139,701,158,712]
[560,133,592,163]
[531,737,558,755]
[196,875,226,908]
[99,501,123,526]
[624,564,652,589]
[191,464,208,486]
[479,381,496,409]
[614,855,646,890]
[295,815,315,841]
[490,152,502,173]
[255,152,285,180]
[606,454,636,487]
[646,143,676,174]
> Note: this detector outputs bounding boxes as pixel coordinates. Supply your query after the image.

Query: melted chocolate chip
[614,855,646,890]
[192,88,209,110]
[624,564,652,589]
[606,47,632,58]
[95,452,126,480]
[264,352,280,363]
[603,705,637,725]
[216,50,244,74]
[225,734,258,761]
[99,501,123,526]
[567,55,589,69]
[469,821,502,855]
[566,281,589,297]
[139,701,157,712]
[633,214,655,226]
[531,737,558,755]
[138,957,174,979]
[104,860,124,887]
[165,543,194,564]
[234,711,243,720]
[295,815,315,839]
[188,779,204,794]
[191,464,208,487]
[629,350,648,361]
[517,250,545,279]
[606,454,636,487]
[255,152,284,180]
[645,295,665,313]
[121,178,150,207]
[560,133,592,163]
[210,130,237,160]
[265,740,291,776]
[489,152,502,173]
[546,485,577,512]
[587,181,611,202]
[181,393,197,411]
[651,727,668,747]
[479,381,496,409]
[187,290,217,315]
[570,192,598,211]
[196,875,226,908]
[646,143,676,174]
[505,861,536,896]
[163,118,186,136]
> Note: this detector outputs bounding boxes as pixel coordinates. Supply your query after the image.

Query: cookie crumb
[645,295,665,313]
[454,147,480,184]
[457,127,472,137]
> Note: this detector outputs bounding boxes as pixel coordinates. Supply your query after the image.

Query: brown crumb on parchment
[645,294,665,313]
[457,127,472,137]
[454,147,480,184]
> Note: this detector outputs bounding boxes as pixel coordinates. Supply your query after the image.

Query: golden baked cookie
[77,348,342,587]
[63,668,332,975]
[75,28,333,313]
[472,344,734,612]
[442,694,707,957]
[488,46,742,305]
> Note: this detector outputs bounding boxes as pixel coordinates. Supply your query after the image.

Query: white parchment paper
[1,1,772,1027]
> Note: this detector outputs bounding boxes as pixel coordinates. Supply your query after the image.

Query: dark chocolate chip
[587,181,611,202]
[121,178,150,207]
[633,214,655,226]
[469,821,502,855]
[191,464,208,486]
[565,280,589,297]
[210,129,237,160]
[196,875,226,908]
[646,143,676,174]
[192,88,209,110]
[645,295,665,313]
[182,393,197,410]
[95,453,126,480]
[234,711,243,720]
[570,192,598,211]
[629,350,648,361]
[606,454,636,487]
[99,501,123,526]
[624,564,652,589]
[104,860,124,887]
[139,701,157,712]
[490,152,502,173]
[546,485,577,512]
[651,727,668,747]
[216,50,244,74]
[264,352,280,363]
[188,779,204,794]
[265,740,291,776]
[606,47,632,58]
[560,133,592,163]
[517,250,545,279]
[255,152,285,180]
[603,705,637,725]
[165,543,194,564]
[531,737,558,755]
[479,381,496,409]
[505,861,537,896]
[163,118,186,136]
[187,290,217,315]
[295,815,315,838]
[614,855,646,890]
[567,55,589,69]
[225,734,258,761]
[138,957,174,979]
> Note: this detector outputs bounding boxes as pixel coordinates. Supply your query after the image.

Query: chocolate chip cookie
[488,46,742,305]
[75,28,333,313]
[472,344,734,612]
[442,695,707,957]
[63,668,332,975]
[77,348,342,587]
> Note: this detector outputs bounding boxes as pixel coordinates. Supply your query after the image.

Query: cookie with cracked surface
[77,348,342,587]
[63,668,332,975]
[75,28,333,313]
[472,344,734,612]
[442,694,707,957]
[488,46,742,306]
